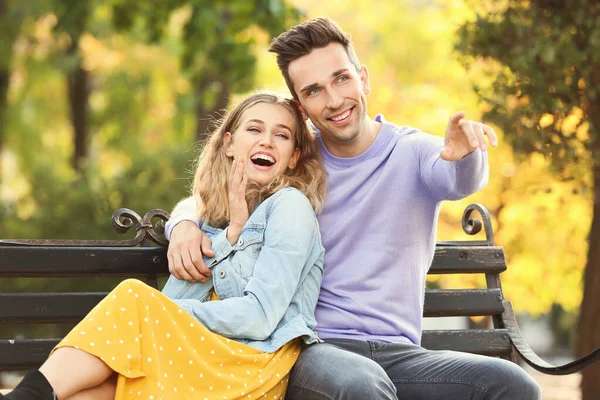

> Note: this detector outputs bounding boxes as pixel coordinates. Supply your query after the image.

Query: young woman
[3,91,327,400]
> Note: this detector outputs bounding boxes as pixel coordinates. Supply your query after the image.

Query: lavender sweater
[165,114,488,345]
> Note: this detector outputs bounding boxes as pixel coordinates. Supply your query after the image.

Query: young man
[165,18,541,399]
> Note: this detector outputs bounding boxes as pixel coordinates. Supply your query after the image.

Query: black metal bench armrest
[502,301,600,375]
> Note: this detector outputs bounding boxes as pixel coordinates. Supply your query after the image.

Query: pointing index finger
[449,111,467,126]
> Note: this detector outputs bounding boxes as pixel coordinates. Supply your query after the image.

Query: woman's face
[224,102,300,186]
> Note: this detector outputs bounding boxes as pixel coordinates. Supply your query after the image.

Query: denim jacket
[162,187,325,353]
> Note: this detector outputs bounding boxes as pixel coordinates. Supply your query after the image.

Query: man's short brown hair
[269,18,361,100]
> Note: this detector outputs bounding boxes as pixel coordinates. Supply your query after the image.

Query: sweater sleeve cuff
[164,217,199,241]
[455,148,487,173]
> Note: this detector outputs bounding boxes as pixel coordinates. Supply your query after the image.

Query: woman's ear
[287,148,301,170]
[224,132,234,157]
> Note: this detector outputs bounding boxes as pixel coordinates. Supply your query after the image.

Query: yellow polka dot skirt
[53,279,300,399]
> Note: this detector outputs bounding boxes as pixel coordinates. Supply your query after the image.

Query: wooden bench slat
[0,339,59,370]
[0,293,108,323]
[421,329,512,357]
[423,289,504,317]
[0,288,505,323]
[429,247,506,274]
[0,330,513,370]
[0,246,505,277]
[0,246,168,277]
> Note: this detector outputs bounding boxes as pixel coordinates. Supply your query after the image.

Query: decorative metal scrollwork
[0,209,171,247]
[461,203,494,246]
[111,208,171,247]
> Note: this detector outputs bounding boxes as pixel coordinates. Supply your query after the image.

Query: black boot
[4,371,56,399]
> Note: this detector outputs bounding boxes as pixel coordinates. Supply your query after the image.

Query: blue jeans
[286,338,542,399]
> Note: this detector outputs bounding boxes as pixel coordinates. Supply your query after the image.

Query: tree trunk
[0,0,10,184]
[0,63,8,173]
[577,162,600,399]
[194,73,230,143]
[67,46,90,172]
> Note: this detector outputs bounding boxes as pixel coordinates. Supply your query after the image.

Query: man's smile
[327,106,354,126]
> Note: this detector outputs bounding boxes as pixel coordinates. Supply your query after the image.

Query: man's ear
[224,132,234,157]
[288,148,301,170]
[360,65,370,95]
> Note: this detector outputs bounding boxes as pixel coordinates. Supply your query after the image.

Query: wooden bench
[1,204,599,375]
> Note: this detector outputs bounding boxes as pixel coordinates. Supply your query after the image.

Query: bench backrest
[0,205,514,371]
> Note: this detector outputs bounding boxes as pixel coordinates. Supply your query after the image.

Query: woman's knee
[115,278,143,291]
[113,279,156,298]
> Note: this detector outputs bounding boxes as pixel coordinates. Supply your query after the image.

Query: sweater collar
[315,114,395,167]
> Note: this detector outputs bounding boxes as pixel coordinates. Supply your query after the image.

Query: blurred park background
[1,0,599,398]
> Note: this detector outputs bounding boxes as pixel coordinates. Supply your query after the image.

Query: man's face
[288,43,371,156]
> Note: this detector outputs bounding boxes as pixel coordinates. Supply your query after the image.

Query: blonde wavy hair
[192,91,327,228]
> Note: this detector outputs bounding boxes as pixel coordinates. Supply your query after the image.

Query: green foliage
[457,4,600,395]
[1,0,301,232]
[105,0,302,118]
[456,1,600,172]
[0,1,28,66]
[0,0,51,163]
[1,146,191,240]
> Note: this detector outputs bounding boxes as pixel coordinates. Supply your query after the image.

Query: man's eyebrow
[299,68,351,95]
[299,83,318,95]
[331,68,349,77]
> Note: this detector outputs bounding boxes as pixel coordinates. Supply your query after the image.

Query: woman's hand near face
[227,159,249,245]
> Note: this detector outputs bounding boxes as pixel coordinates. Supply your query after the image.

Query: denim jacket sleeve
[183,189,319,340]
[161,221,235,299]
